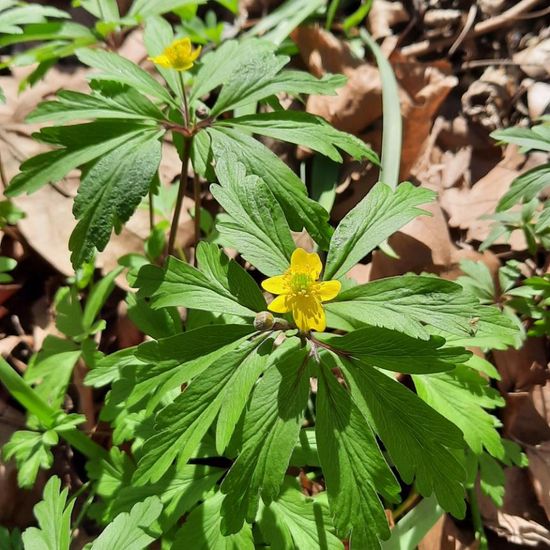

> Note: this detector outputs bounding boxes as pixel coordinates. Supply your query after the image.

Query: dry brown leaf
[493,338,550,392]
[513,38,550,80]
[419,514,478,550]
[440,163,526,249]
[367,0,409,40]
[370,201,458,280]
[526,442,550,520]
[503,391,550,445]
[478,466,550,547]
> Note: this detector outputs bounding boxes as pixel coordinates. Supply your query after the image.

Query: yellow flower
[148,37,201,71]
[261,248,341,333]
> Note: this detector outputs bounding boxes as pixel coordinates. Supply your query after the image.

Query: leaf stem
[179,71,190,128]
[468,487,489,550]
[392,488,421,521]
[193,171,201,244]
[148,189,154,231]
[0,357,108,461]
[167,137,192,257]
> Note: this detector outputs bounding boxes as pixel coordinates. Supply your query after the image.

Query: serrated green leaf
[173,492,254,550]
[207,126,332,248]
[211,157,295,276]
[258,479,344,550]
[413,366,505,458]
[220,340,310,532]
[108,464,223,530]
[24,336,81,409]
[497,163,550,212]
[491,125,550,153]
[6,122,150,197]
[316,352,400,548]
[134,336,268,484]
[128,0,204,17]
[340,359,466,517]
[3,431,55,488]
[135,247,264,317]
[328,275,500,340]
[324,182,435,280]
[478,452,506,507]
[90,497,162,550]
[27,84,165,124]
[318,326,470,374]
[76,47,175,106]
[126,292,180,340]
[21,476,74,550]
[79,0,119,21]
[0,3,69,35]
[69,132,162,268]
[219,111,378,163]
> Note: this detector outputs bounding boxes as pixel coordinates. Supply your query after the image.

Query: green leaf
[173,492,254,550]
[247,0,325,45]
[478,452,506,507]
[381,495,444,550]
[318,327,470,374]
[0,526,23,550]
[340,360,466,517]
[134,336,269,484]
[413,366,505,458]
[0,3,69,35]
[76,48,175,106]
[258,479,344,550]
[27,84,165,124]
[128,0,204,18]
[316,352,400,548]
[107,464,223,530]
[209,43,287,117]
[24,336,81,409]
[361,29,401,189]
[135,246,264,317]
[211,157,295,276]
[3,431,55,488]
[491,125,550,153]
[6,122,151,197]
[219,111,378,163]
[497,163,550,212]
[82,266,123,331]
[90,497,162,550]
[69,132,162,268]
[133,325,255,411]
[207,126,332,248]
[79,0,119,21]
[220,340,310,533]
[324,182,435,280]
[126,292,180,340]
[327,275,508,341]
[21,476,74,550]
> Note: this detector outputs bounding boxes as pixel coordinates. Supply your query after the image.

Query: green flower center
[290,273,314,296]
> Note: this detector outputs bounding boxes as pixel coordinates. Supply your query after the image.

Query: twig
[74,359,95,434]
[401,0,544,57]
[167,138,191,257]
[448,3,477,56]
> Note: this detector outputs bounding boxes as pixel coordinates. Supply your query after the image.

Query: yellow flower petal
[262,275,290,295]
[150,37,201,72]
[290,248,322,279]
[268,294,291,314]
[317,280,341,302]
[148,54,171,68]
[292,296,326,332]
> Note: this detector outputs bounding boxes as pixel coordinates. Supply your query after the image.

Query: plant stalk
[167,137,192,257]
[0,357,108,461]
[193,171,201,244]
[468,487,489,550]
